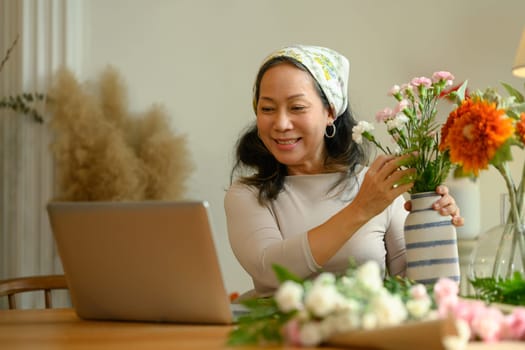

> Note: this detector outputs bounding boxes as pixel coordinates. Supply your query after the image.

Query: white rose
[442,319,470,350]
[370,290,408,327]
[314,272,336,285]
[356,261,383,293]
[299,321,323,347]
[361,312,378,330]
[406,297,432,319]
[331,310,361,333]
[305,283,340,317]
[275,280,304,313]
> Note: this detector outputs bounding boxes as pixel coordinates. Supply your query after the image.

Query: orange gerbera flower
[440,99,514,175]
[516,113,525,144]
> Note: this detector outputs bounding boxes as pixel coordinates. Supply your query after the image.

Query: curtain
[0,0,82,309]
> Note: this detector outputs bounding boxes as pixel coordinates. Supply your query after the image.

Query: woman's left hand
[404,185,464,227]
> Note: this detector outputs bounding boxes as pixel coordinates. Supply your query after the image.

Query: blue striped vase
[404,191,460,285]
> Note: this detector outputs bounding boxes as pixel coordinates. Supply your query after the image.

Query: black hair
[230,56,369,204]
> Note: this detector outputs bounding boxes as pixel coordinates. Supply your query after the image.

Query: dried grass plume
[47,66,194,201]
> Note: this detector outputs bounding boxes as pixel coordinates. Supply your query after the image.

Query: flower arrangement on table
[228,261,525,348]
[351,71,465,193]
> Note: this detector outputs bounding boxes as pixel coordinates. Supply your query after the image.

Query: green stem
[517,162,525,271]
[494,163,523,278]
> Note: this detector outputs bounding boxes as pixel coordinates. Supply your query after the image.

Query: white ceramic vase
[404,191,461,285]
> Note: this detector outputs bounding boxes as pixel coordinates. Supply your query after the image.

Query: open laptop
[47,200,245,324]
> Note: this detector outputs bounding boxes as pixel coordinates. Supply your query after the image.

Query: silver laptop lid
[47,200,233,324]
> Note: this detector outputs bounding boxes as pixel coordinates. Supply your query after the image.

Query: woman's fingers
[362,155,415,202]
[432,185,465,227]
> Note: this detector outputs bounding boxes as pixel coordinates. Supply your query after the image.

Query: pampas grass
[47,66,194,201]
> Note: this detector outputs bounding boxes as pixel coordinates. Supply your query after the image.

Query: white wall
[79,0,525,294]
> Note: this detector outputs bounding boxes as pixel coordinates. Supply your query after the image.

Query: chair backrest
[0,274,68,309]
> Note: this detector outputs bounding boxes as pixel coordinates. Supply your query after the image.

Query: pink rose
[471,306,505,342]
[451,299,486,340]
[433,278,459,303]
[283,319,302,346]
[434,278,460,318]
[504,307,525,340]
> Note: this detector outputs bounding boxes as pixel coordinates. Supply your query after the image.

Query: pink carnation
[389,85,400,96]
[432,71,455,83]
[376,107,393,122]
[410,77,432,88]
[394,100,409,114]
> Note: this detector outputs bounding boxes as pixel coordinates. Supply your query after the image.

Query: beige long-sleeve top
[224,171,408,296]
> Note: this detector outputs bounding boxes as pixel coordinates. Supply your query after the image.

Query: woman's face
[256,63,334,175]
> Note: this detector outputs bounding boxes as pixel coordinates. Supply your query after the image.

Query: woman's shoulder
[225,180,259,203]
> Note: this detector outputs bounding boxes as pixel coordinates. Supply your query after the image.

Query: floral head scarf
[253,45,350,118]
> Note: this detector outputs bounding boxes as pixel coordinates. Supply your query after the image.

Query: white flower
[338,275,356,290]
[386,114,409,131]
[275,280,304,313]
[409,284,428,300]
[296,308,311,322]
[370,290,408,327]
[305,282,340,318]
[313,272,336,286]
[352,132,364,144]
[319,312,359,339]
[355,260,383,293]
[406,297,432,319]
[442,319,470,350]
[299,321,323,347]
[335,297,361,314]
[351,121,374,144]
[361,312,378,330]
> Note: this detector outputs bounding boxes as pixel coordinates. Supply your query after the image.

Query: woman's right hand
[353,154,415,220]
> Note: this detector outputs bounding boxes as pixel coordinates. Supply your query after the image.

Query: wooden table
[0,308,342,349]
[0,308,523,350]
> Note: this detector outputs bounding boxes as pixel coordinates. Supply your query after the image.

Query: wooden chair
[0,274,68,309]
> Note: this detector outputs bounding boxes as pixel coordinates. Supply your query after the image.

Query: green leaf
[512,102,525,114]
[449,80,469,104]
[501,81,524,103]
[272,264,303,284]
[490,139,514,167]
[469,272,525,305]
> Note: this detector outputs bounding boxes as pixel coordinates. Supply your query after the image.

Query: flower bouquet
[228,261,525,349]
[352,71,465,193]
[352,72,467,285]
[439,82,525,291]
